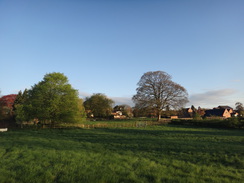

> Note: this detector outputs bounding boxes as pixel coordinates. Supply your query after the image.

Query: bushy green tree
[16,72,85,125]
[77,98,87,120]
[84,93,114,118]
[14,89,29,124]
[235,102,244,117]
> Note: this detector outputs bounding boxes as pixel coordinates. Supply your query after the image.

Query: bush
[224,118,239,128]
[171,118,244,129]
[193,113,202,120]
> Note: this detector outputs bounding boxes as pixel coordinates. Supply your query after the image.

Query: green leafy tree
[14,90,28,105]
[77,98,87,120]
[22,72,85,125]
[133,71,188,121]
[14,89,29,125]
[84,93,114,118]
[235,102,244,117]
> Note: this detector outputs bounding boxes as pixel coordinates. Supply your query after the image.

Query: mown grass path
[0,125,243,183]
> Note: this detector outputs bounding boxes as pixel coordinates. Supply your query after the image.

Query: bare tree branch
[132,71,188,121]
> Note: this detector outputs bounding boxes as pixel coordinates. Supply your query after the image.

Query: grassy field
[0,125,243,183]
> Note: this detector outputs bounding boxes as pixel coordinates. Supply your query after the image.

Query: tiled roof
[205,109,225,117]
[218,106,233,109]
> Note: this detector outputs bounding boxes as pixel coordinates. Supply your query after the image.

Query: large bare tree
[132,71,188,121]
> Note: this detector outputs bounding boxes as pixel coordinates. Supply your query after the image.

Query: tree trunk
[157,115,161,121]
[157,110,161,121]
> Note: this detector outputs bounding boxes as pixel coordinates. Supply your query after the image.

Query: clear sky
[1,0,243,108]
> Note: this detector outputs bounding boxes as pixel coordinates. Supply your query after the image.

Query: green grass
[0,125,243,183]
[82,117,157,124]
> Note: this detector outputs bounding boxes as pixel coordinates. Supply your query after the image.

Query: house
[180,108,193,118]
[216,106,233,113]
[205,108,232,118]
[111,111,126,119]
[197,107,206,117]
[231,111,239,117]
[181,105,237,119]
[85,110,94,118]
[170,116,178,119]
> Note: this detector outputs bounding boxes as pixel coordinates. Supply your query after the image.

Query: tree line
[0,71,191,126]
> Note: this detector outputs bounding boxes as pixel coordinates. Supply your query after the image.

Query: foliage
[225,117,244,128]
[0,126,243,182]
[15,72,85,125]
[161,110,179,118]
[172,117,244,129]
[132,106,153,118]
[14,104,27,124]
[114,105,133,117]
[132,71,188,121]
[0,94,17,108]
[84,93,114,118]
[0,94,17,122]
[77,98,87,120]
[193,112,202,120]
[235,102,244,117]
[14,90,28,107]
[13,90,29,124]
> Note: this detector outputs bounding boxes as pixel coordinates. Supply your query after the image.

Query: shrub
[224,117,239,128]
[193,113,202,120]
[171,118,244,129]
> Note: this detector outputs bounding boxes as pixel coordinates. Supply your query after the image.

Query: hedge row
[171,117,244,129]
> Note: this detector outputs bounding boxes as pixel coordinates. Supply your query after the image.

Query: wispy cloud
[80,88,238,109]
[188,89,236,108]
[79,91,92,98]
[79,91,134,106]
[110,96,134,106]
[230,79,242,82]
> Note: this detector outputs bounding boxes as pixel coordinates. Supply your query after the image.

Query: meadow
[0,124,243,183]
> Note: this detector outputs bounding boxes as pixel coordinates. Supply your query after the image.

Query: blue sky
[0,0,243,108]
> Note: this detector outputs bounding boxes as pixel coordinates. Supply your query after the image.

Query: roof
[217,106,233,110]
[205,109,226,117]
[183,108,193,112]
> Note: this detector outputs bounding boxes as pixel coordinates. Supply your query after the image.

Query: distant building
[205,106,235,118]
[111,111,126,119]
[205,109,231,118]
[180,108,193,118]
[197,106,206,117]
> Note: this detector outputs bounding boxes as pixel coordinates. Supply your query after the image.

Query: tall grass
[0,125,243,182]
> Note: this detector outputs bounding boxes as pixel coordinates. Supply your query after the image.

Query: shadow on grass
[1,126,244,168]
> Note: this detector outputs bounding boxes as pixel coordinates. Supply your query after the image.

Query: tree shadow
[1,127,243,167]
